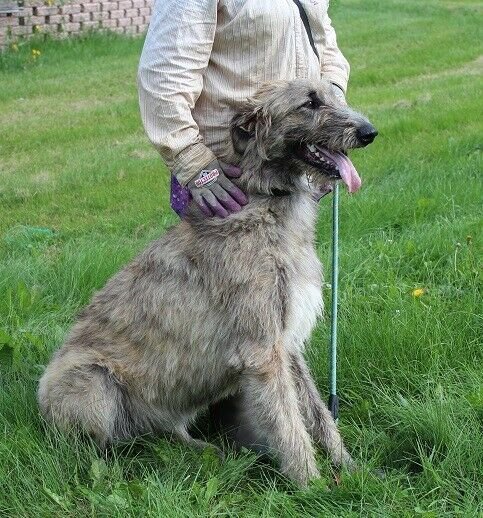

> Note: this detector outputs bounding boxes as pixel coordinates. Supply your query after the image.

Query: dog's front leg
[289,351,354,470]
[242,344,319,486]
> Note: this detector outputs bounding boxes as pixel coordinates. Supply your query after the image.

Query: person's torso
[194,0,329,157]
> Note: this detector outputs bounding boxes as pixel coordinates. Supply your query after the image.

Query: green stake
[328,182,339,422]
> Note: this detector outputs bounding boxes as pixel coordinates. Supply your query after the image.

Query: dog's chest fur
[191,193,324,354]
[273,195,324,352]
[284,265,323,353]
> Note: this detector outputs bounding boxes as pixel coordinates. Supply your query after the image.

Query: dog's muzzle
[356,123,378,146]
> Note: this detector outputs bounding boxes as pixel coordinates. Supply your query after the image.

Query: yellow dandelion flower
[411,288,425,298]
[11,43,19,52]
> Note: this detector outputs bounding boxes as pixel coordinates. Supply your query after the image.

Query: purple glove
[171,160,247,218]
[170,175,192,217]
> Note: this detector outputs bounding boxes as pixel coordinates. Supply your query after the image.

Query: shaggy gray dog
[38,79,377,486]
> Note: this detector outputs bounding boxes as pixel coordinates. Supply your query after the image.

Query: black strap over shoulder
[291,0,320,61]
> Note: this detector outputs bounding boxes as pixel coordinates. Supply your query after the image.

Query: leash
[328,183,339,422]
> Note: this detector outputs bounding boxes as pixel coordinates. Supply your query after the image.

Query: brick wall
[0,0,151,49]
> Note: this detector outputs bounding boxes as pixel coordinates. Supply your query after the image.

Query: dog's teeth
[307,144,316,152]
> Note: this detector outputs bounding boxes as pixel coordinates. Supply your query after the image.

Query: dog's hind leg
[174,425,225,458]
[209,395,270,455]
[38,363,134,448]
[289,352,354,470]
[241,345,319,486]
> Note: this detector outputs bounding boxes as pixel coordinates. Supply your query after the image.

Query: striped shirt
[138,0,350,185]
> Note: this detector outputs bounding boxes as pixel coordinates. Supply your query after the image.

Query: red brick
[33,6,59,15]
[116,17,131,26]
[81,20,99,29]
[41,23,59,33]
[11,25,32,35]
[23,0,44,6]
[101,18,116,27]
[131,0,145,7]
[81,3,100,13]
[70,12,90,22]
[131,15,142,25]
[63,21,80,31]
[49,14,67,23]
[0,15,19,27]
[109,9,123,18]
[61,4,81,15]
[117,0,132,9]
[20,7,33,16]
[24,15,45,25]
[101,2,118,11]
[90,11,108,20]
[124,8,137,17]
[138,7,150,16]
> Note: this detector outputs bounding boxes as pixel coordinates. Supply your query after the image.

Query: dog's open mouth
[297,143,362,193]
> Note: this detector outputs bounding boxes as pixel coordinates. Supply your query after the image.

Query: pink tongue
[316,147,362,193]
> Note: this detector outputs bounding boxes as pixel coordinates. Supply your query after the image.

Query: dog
[38,78,377,486]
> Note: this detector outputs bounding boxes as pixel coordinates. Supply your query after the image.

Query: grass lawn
[0,0,482,515]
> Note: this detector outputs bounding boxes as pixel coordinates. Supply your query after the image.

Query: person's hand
[187,159,248,217]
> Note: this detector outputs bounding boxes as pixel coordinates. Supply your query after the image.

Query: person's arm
[320,10,350,95]
[137,0,217,185]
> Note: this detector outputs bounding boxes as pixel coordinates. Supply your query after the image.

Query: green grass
[0,0,482,515]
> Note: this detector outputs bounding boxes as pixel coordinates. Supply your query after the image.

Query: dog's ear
[230,110,252,156]
[230,103,272,160]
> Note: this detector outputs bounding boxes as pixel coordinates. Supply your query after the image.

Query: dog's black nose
[356,123,378,145]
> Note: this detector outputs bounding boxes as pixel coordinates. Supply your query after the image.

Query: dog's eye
[301,91,323,110]
[303,100,319,109]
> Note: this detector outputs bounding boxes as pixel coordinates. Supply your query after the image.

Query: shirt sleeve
[320,10,350,93]
[137,0,218,185]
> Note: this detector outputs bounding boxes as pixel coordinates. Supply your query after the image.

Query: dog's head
[231,79,377,193]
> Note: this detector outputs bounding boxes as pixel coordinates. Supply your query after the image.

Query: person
[138,0,350,218]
